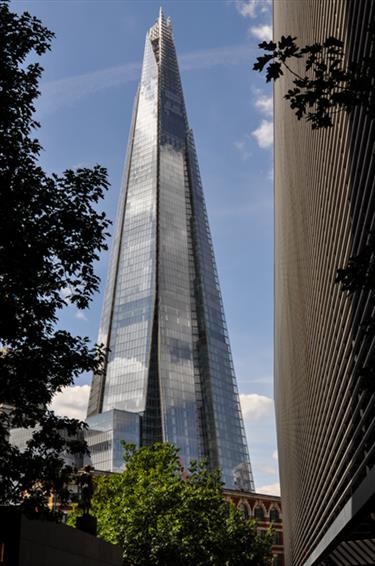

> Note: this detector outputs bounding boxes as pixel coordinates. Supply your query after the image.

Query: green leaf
[79,443,272,566]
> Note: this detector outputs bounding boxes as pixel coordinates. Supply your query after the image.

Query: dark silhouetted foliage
[0,0,110,510]
[336,232,375,295]
[253,31,375,128]
[336,232,375,392]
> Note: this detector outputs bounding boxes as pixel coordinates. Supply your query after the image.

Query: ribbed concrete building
[274,1,375,564]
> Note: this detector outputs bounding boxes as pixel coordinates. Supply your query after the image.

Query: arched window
[254,505,265,521]
[238,502,249,520]
[270,507,280,522]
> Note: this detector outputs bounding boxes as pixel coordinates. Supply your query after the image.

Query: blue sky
[14,0,277,494]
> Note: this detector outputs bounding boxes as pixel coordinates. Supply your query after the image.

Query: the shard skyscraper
[86,9,254,491]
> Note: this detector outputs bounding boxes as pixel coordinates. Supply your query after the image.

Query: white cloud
[60,286,72,303]
[235,91,272,159]
[235,0,272,18]
[109,355,146,375]
[249,24,272,41]
[179,44,253,71]
[39,62,140,116]
[240,393,274,421]
[251,119,273,148]
[260,465,277,476]
[75,310,88,321]
[234,139,251,160]
[272,450,278,461]
[39,44,254,116]
[254,94,273,116]
[61,286,71,298]
[50,385,90,420]
[257,482,281,496]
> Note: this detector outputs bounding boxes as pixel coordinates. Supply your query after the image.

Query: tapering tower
[87,9,254,491]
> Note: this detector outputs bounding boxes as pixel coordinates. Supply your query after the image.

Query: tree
[0,1,110,509]
[253,32,374,129]
[70,443,272,566]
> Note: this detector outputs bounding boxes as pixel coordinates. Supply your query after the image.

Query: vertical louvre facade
[87,10,254,491]
[274,1,375,564]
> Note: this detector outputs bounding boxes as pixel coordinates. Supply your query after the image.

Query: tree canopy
[253,32,375,128]
[69,443,272,566]
[0,0,109,508]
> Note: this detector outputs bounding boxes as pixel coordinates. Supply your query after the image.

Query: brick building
[224,489,284,565]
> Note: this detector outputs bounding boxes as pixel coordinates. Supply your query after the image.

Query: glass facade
[87,9,254,491]
[86,410,140,472]
[10,427,84,469]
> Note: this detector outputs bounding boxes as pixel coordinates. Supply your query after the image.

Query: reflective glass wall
[87,10,254,490]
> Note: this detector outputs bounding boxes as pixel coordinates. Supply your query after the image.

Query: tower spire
[86,11,254,492]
